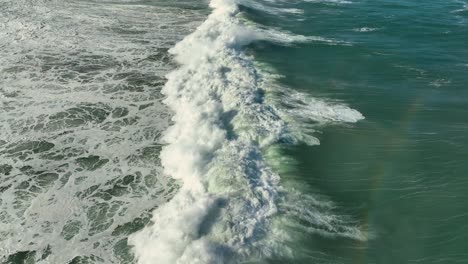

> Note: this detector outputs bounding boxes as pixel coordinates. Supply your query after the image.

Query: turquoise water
[1,0,467,263]
[247,0,468,263]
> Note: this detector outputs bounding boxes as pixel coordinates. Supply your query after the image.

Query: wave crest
[128,0,365,263]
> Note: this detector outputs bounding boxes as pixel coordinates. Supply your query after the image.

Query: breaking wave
[128,0,366,263]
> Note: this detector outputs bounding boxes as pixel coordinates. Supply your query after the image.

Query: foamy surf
[0,1,204,262]
[128,0,366,263]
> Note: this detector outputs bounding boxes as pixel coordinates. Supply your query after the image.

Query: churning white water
[1,0,365,263]
[128,0,365,263]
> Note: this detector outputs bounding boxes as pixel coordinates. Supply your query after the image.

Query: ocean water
[0,0,467,263]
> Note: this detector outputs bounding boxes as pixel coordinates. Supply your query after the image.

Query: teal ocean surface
[1,0,467,263]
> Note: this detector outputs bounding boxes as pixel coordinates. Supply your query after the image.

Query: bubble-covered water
[1,0,368,263]
[0,0,205,262]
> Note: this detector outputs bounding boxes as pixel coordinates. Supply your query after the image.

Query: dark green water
[249,0,468,263]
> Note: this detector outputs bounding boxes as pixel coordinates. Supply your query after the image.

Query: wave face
[128,0,365,263]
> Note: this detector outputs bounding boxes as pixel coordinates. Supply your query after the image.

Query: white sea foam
[260,28,352,46]
[452,1,468,13]
[128,0,366,263]
[353,27,380,32]
[0,1,204,262]
[280,89,364,123]
[0,0,366,262]
[239,0,304,16]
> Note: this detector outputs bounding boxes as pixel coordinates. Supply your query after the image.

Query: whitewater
[128,0,365,263]
[1,0,366,263]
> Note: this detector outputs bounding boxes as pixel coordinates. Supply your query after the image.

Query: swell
[128,0,366,263]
